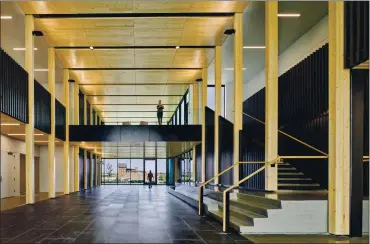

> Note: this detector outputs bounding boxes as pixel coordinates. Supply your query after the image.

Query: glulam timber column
[74,81,80,192]
[193,82,200,124]
[48,47,56,199]
[265,1,278,191]
[63,69,70,194]
[233,13,243,184]
[214,46,222,185]
[328,1,350,235]
[25,15,35,204]
[201,68,208,183]
[83,95,87,190]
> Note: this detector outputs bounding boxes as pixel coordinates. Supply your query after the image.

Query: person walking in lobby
[157,100,164,125]
[148,170,154,188]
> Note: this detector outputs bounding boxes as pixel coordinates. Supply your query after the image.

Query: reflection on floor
[1,192,64,211]
[0,186,249,243]
[245,234,369,243]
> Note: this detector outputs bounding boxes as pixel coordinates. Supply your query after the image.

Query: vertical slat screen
[196,144,202,183]
[0,48,28,123]
[241,44,329,190]
[344,1,369,68]
[34,80,51,134]
[55,99,66,141]
[205,107,215,182]
[79,149,84,191]
[219,116,233,186]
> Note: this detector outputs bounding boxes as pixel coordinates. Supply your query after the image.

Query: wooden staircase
[278,162,322,190]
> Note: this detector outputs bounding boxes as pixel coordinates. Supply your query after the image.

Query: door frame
[144,158,157,185]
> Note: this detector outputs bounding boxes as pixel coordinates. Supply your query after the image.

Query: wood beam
[265,1,278,191]
[328,1,351,235]
[48,47,56,199]
[25,15,35,204]
[193,82,200,124]
[63,69,70,194]
[233,13,243,184]
[201,68,208,183]
[74,81,79,191]
[214,46,222,185]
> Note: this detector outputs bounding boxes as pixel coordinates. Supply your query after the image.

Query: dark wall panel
[34,80,51,134]
[87,153,91,189]
[344,1,369,68]
[92,155,96,187]
[55,99,66,141]
[205,107,215,182]
[0,48,28,123]
[79,150,84,191]
[219,116,233,186]
[241,89,265,190]
[196,144,202,183]
[87,102,91,125]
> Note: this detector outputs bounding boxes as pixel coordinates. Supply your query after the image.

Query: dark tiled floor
[0,185,250,243]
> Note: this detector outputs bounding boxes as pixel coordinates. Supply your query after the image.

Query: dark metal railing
[0,48,28,123]
[34,80,51,133]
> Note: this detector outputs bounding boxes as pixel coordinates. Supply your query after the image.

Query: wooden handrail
[279,155,328,159]
[243,112,328,156]
[198,161,240,188]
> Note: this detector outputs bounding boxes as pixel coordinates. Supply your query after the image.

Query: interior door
[144,159,156,184]
[1,151,10,198]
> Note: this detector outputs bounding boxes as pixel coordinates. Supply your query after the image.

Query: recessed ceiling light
[13,47,38,51]
[90,46,94,50]
[1,123,21,126]
[175,46,180,49]
[225,68,247,71]
[34,69,48,72]
[243,46,265,49]
[1,16,12,20]
[278,13,301,17]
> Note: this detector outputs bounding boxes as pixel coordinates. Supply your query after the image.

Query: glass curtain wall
[168,89,189,125]
[178,150,193,184]
[101,158,167,185]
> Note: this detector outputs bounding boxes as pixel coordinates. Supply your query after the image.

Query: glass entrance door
[144,159,156,184]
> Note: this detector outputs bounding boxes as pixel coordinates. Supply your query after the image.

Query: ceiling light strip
[278,13,301,17]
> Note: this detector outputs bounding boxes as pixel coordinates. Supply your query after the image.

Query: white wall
[39,145,65,193]
[1,135,40,198]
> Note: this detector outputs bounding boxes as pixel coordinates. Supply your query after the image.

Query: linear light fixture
[1,123,21,126]
[243,46,265,49]
[278,13,301,17]
[1,16,12,19]
[8,133,44,136]
[225,68,247,71]
[13,47,38,51]
[34,68,48,72]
